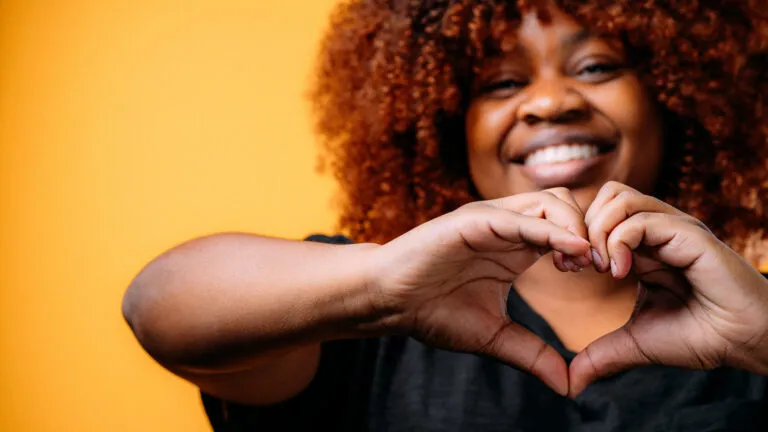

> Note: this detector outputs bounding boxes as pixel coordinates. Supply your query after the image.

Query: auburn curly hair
[309,0,768,264]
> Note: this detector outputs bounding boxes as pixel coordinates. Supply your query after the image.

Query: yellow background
[2,1,768,432]
[0,0,339,430]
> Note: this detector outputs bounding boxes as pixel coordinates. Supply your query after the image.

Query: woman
[123,0,768,430]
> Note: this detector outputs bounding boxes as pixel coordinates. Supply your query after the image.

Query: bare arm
[122,233,382,405]
[123,191,598,404]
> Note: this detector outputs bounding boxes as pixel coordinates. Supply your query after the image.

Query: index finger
[585,183,685,272]
[487,189,588,240]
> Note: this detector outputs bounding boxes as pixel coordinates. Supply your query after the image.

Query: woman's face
[465,5,663,210]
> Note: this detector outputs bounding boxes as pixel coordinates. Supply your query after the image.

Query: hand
[368,188,592,396]
[569,181,768,397]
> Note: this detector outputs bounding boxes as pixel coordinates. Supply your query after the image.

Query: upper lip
[508,129,618,164]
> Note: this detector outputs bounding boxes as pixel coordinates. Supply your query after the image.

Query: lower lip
[517,151,615,189]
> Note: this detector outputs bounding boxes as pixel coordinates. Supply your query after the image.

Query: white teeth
[524,144,599,166]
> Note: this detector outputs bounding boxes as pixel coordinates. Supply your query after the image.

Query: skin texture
[462,8,665,356]
[312,0,768,259]
[368,188,594,396]
[365,6,768,397]
[569,181,768,396]
[465,7,662,209]
[123,0,768,411]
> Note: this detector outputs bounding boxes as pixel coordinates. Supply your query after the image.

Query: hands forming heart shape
[369,181,768,398]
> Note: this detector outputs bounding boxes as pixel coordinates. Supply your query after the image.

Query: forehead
[513,7,586,56]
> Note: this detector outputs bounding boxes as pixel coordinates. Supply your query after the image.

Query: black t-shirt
[201,234,768,431]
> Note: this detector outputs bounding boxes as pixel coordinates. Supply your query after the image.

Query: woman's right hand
[365,188,591,396]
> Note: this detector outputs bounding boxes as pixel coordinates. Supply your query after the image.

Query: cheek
[465,100,512,156]
[590,78,655,137]
[589,78,664,188]
[464,101,516,197]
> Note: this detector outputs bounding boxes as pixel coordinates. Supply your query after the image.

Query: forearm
[122,233,384,374]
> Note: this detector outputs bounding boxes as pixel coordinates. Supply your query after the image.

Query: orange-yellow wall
[3,2,768,432]
[0,1,339,430]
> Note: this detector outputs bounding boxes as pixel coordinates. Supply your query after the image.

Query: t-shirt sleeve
[201,233,378,431]
[304,233,356,245]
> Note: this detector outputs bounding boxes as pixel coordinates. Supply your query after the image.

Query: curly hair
[309,0,768,263]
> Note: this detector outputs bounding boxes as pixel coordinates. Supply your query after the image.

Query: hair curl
[309,0,768,263]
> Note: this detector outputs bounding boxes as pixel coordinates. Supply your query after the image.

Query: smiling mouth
[509,136,619,189]
[511,141,617,166]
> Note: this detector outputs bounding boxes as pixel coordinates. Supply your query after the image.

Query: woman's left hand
[568,181,768,397]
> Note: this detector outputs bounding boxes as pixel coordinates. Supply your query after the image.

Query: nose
[517,77,589,125]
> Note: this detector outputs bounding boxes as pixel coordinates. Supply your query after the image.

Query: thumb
[475,318,570,396]
[568,326,652,397]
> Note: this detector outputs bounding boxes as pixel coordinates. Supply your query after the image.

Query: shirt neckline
[506,284,577,362]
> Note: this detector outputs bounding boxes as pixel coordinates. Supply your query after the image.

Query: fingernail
[610,259,618,277]
[570,258,584,272]
[591,248,604,269]
[574,253,591,268]
[561,257,573,272]
[562,257,574,271]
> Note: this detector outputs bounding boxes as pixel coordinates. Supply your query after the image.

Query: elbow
[122,263,187,368]
[121,276,152,352]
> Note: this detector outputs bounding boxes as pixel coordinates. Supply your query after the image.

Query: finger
[568,326,652,397]
[584,181,638,226]
[455,206,590,257]
[488,191,591,267]
[543,187,585,218]
[479,318,569,396]
[583,182,629,272]
[489,190,588,240]
[569,283,717,398]
[422,282,569,395]
[608,239,633,279]
[552,250,581,272]
[491,211,591,257]
[604,213,746,312]
[605,212,709,277]
[553,251,567,272]
[543,188,592,268]
[586,186,683,273]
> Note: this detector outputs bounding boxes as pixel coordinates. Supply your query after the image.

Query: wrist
[318,242,406,339]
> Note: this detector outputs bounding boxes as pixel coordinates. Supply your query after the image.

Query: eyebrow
[562,29,591,52]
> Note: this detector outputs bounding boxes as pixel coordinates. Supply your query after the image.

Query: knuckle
[606,236,622,250]
[587,223,605,239]
[633,211,655,222]
[672,214,705,232]
[687,216,712,233]
[479,326,508,359]
[606,228,631,246]
[615,189,638,204]
[603,180,622,192]
[461,201,487,211]
[536,190,557,203]
[451,205,487,225]
[546,186,570,196]
[687,222,716,244]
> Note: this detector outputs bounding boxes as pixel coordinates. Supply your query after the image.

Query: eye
[478,78,528,97]
[575,61,623,82]
[579,63,619,75]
